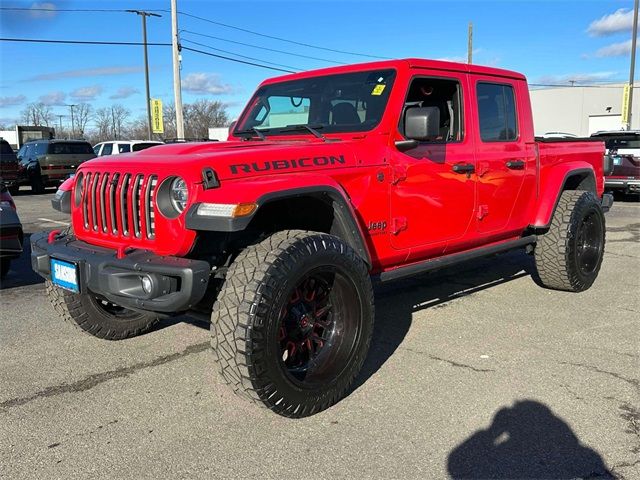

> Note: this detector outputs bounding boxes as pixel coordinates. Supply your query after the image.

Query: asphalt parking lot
[1,188,638,480]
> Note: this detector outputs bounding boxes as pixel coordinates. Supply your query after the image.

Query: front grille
[79,171,157,240]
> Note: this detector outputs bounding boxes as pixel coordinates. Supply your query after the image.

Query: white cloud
[39,91,66,106]
[27,66,144,82]
[29,2,57,19]
[0,95,27,108]
[596,39,632,58]
[181,73,234,95]
[588,8,633,37]
[70,86,103,101]
[109,87,140,100]
[536,71,618,85]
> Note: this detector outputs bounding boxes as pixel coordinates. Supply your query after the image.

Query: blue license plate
[51,258,79,293]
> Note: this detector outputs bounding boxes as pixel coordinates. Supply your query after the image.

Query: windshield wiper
[281,124,326,141]
[235,127,266,140]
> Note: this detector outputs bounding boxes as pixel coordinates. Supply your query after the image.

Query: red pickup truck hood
[79,140,360,181]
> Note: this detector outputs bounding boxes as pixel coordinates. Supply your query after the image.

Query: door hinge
[477,205,489,220]
[391,165,407,185]
[392,217,408,234]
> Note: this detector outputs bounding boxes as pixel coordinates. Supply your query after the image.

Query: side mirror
[395,106,441,152]
[405,106,440,141]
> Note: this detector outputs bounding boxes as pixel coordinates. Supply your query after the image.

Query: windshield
[234,69,396,137]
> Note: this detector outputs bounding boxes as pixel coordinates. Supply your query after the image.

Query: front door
[390,73,476,258]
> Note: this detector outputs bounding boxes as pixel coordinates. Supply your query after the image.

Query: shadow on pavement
[447,399,612,479]
[354,249,533,391]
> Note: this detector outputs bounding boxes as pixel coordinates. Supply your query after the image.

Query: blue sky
[0,0,636,129]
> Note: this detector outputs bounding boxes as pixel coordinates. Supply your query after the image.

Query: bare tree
[21,103,54,126]
[93,108,112,142]
[74,103,93,137]
[110,104,130,140]
[162,103,177,139]
[183,99,229,139]
[125,116,149,140]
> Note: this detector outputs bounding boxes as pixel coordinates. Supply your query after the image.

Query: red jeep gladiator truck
[32,59,612,417]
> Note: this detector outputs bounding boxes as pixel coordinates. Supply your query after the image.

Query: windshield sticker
[371,84,386,96]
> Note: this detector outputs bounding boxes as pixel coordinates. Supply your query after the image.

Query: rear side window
[132,142,160,152]
[118,144,131,153]
[101,143,113,155]
[477,83,518,142]
[49,142,95,155]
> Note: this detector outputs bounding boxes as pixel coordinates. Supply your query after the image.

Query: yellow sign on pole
[151,99,164,134]
[621,84,631,126]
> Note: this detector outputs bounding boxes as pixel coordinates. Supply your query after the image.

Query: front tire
[45,281,160,340]
[211,230,374,418]
[534,190,606,292]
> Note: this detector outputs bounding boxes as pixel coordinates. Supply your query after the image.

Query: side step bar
[377,235,537,283]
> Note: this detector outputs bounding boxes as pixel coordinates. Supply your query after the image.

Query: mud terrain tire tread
[211,230,374,418]
[534,190,605,292]
[46,280,160,340]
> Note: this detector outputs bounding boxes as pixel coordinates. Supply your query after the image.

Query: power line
[2,5,386,61]
[163,9,388,60]
[181,46,295,73]
[181,38,302,71]
[0,37,170,46]
[0,7,160,13]
[529,83,638,88]
[0,37,298,73]
[181,30,345,65]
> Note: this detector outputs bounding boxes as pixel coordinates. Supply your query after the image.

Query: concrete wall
[529,83,640,137]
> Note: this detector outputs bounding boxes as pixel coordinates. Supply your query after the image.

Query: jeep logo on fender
[230,155,346,175]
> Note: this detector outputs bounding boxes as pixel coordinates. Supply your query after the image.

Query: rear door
[472,78,536,235]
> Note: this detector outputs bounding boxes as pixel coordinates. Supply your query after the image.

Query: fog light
[141,275,153,294]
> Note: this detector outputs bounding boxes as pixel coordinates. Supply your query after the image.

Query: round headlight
[170,177,188,213]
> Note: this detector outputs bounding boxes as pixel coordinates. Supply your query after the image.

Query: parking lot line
[37,218,70,226]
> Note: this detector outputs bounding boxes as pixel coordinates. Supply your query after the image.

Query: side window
[35,143,48,156]
[477,83,518,142]
[118,144,131,153]
[401,77,463,142]
[101,143,113,155]
[93,145,102,155]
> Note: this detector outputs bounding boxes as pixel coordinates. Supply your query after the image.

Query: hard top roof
[262,58,527,86]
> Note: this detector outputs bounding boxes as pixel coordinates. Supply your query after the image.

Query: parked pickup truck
[32,59,612,417]
[591,130,640,195]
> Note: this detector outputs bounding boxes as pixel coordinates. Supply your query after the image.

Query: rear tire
[534,190,605,292]
[45,281,160,340]
[31,173,45,194]
[0,258,10,279]
[211,230,374,418]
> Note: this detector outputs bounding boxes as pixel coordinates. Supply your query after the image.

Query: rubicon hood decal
[230,155,346,175]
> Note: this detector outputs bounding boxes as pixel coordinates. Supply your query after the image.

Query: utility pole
[467,22,473,64]
[66,104,76,138]
[57,115,64,136]
[627,0,639,130]
[171,0,185,139]
[127,9,161,140]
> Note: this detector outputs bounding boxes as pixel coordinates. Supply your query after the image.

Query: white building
[529,83,640,137]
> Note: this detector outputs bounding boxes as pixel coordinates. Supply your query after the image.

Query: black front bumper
[31,232,211,313]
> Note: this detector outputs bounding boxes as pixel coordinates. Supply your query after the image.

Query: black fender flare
[185,186,372,267]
